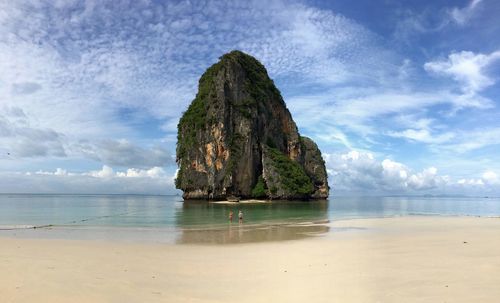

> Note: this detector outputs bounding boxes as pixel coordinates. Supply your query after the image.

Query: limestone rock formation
[175,50,329,200]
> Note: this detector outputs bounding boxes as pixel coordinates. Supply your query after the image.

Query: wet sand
[1,216,500,302]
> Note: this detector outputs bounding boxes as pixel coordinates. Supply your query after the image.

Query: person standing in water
[229,210,234,223]
[238,210,243,223]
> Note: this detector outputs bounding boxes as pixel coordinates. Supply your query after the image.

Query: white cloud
[325,151,451,194]
[54,168,67,176]
[482,171,499,185]
[406,167,446,190]
[0,106,66,157]
[393,10,446,43]
[457,178,484,186]
[0,106,174,169]
[315,127,353,149]
[394,0,483,42]
[87,165,115,178]
[72,139,175,168]
[442,127,500,153]
[325,150,500,195]
[116,167,167,179]
[388,128,455,144]
[289,88,492,145]
[448,0,483,25]
[35,165,170,180]
[0,166,177,194]
[11,82,42,95]
[424,50,500,94]
[456,170,499,189]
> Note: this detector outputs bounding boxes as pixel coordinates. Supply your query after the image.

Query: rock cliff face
[176,50,329,200]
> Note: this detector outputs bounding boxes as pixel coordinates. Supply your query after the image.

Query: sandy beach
[2,216,500,302]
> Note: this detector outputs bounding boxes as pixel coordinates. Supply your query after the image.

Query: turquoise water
[1,194,499,229]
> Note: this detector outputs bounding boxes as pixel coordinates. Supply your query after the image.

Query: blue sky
[1,0,500,195]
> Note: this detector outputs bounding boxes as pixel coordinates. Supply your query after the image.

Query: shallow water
[0,194,499,243]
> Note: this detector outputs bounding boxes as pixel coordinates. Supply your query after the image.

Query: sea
[1,194,499,244]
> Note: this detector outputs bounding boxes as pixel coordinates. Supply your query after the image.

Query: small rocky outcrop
[175,50,329,200]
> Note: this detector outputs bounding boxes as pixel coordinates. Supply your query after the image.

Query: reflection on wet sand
[177,222,330,244]
[175,200,330,244]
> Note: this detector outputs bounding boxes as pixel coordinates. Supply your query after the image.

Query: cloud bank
[0,166,176,195]
[326,151,500,196]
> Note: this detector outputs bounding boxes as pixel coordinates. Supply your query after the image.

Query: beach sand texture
[1,216,500,302]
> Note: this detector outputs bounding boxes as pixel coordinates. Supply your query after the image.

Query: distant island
[175,51,329,200]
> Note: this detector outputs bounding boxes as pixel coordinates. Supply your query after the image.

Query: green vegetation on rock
[266,146,314,196]
[221,50,282,102]
[300,136,325,165]
[251,175,267,198]
[175,173,182,189]
[176,60,222,160]
[175,62,223,189]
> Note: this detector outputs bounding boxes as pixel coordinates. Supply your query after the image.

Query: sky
[1,0,500,196]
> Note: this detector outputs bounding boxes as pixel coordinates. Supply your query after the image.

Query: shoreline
[1,214,499,245]
[210,198,270,204]
[2,216,500,302]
